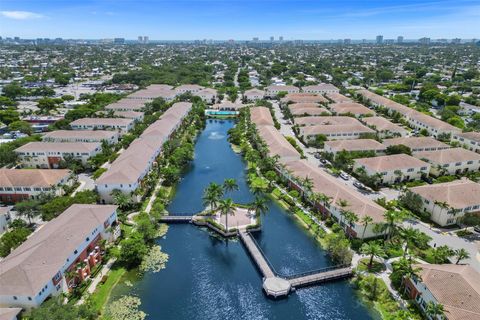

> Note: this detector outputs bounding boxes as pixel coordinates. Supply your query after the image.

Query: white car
[339,172,350,180]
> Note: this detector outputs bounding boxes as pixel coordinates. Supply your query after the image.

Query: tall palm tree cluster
[202,178,269,232]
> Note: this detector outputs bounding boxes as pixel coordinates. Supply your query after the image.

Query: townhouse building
[405,264,480,320]
[328,102,375,117]
[113,111,145,122]
[299,124,376,142]
[0,205,119,309]
[325,92,352,103]
[42,130,119,144]
[280,159,386,239]
[288,103,331,117]
[361,116,408,138]
[414,147,480,176]
[243,88,265,101]
[250,107,275,126]
[302,84,340,94]
[293,116,360,127]
[96,102,192,203]
[382,137,450,152]
[324,139,386,157]
[69,118,134,136]
[280,93,328,104]
[452,132,480,153]
[126,84,175,101]
[357,89,460,138]
[409,179,480,226]
[194,88,217,104]
[265,85,300,97]
[256,125,301,163]
[104,98,146,112]
[175,84,204,95]
[0,169,72,203]
[353,154,430,185]
[15,142,101,169]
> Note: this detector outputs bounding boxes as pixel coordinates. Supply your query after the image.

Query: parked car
[353,181,364,189]
[340,172,350,180]
[320,158,327,164]
[474,226,480,233]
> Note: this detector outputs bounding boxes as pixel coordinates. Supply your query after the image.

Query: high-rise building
[344,39,351,44]
[144,36,149,44]
[138,36,143,43]
[279,36,283,42]
[397,36,404,43]
[419,37,431,45]
[270,36,274,42]
[452,38,461,44]
[376,35,383,44]
[253,37,259,42]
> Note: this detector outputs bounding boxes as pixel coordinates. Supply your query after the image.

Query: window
[407,168,414,172]
[28,297,32,301]
[13,296,17,300]
[74,250,78,254]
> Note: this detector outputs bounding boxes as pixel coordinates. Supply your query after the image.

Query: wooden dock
[287,266,353,288]
[159,216,193,223]
[239,231,275,278]
[238,230,353,297]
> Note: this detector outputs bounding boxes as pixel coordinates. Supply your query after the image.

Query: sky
[0,0,479,40]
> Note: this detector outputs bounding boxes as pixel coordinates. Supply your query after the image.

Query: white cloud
[0,11,44,20]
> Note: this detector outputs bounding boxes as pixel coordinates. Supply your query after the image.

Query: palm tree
[223,178,239,195]
[425,301,445,320]
[396,257,421,295]
[454,248,470,264]
[400,227,422,258]
[383,209,404,241]
[111,189,131,211]
[249,196,268,219]
[203,182,224,212]
[360,216,374,239]
[300,176,314,198]
[218,198,235,232]
[360,242,384,270]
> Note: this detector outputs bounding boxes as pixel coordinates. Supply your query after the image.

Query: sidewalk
[76,258,116,305]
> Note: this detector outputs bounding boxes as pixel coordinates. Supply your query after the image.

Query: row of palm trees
[202,179,269,232]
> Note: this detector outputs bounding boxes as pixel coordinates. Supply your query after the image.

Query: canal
[112,119,376,320]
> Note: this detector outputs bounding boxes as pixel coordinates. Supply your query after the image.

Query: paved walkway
[76,258,116,305]
[145,179,163,213]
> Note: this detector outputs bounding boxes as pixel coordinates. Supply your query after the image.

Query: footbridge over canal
[238,230,353,298]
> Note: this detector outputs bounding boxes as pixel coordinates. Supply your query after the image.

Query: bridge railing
[282,264,352,280]
[244,231,280,276]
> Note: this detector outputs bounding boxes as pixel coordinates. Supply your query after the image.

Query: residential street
[403,219,480,272]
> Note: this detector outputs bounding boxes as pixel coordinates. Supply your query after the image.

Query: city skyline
[1,0,479,40]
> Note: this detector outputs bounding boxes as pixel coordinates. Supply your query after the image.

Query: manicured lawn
[357,258,386,274]
[89,265,126,313]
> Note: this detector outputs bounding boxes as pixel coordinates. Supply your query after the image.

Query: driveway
[72,173,95,196]
[403,219,480,272]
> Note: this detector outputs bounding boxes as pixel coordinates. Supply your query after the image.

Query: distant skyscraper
[397,36,404,43]
[144,36,149,44]
[270,36,274,41]
[253,37,259,42]
[452,38,461,44]
[344,39,351,44]
[419,37,431,45]
[138,36,143,43]
[376,35,383,44]
[279,36,283,42]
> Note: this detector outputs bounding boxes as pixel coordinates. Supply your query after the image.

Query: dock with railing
[238,230,353,297]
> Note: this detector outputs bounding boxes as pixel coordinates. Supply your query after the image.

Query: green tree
[8,120,32,135]
[360,215,374,239]
[223,178,239,195]
[202,182,224,212]
[218,198,235,231]
[425,301,445,320]
[26,296,96,320]
[248,196,268,218]
[0,227,32,257]
[454,248,470,264]
[15,199,40,224]
[360,242,384,269]
[119,233,148,268]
